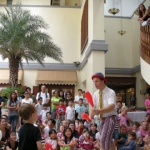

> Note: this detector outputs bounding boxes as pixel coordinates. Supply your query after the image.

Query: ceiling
[104,0,145,18]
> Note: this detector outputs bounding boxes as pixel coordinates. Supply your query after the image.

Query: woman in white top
[19,91,33,126]
[21,91,33,104]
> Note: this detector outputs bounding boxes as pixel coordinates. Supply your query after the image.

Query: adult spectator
[130,93,136,106]
[74,89,83,119]
[51,90,61,119]
[14,89,22,101]
[145,88,150,113]
[64,91,73,106]
[59,90,65,100]
[68,121,79,139]
[25,87,36,104]
[141,6,150,26]
[21,91,33,104]
[0,91,4,118]
[36,85,50,105]
[7,92,19,132]
[138,4,147,21]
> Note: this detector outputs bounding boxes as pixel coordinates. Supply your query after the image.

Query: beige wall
[105,17,133,68]
[22,70,38,90]
[0,5,81,63]
[65,0,82,6]
[131,16,141,67]
[0,0,6,4]
[80,51,105,94]
[132,71,146,108]
[13,0,50,5]
[26,7,80,64]
[105,0,150,69]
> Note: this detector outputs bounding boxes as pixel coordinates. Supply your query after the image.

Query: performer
[90,72,117,150]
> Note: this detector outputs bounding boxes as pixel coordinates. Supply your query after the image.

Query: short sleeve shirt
[93,86,117,117]
[118,114,128,127]
[51,97,61,110]
[21,98,33,104]
[7,100,19,116]
[74,95,83,110]
[19,123,41,150]
[145,99,150,113]
[36,92,50,105]
[76,105,87,119]
[66,106,75,120]
[4,141,18,150]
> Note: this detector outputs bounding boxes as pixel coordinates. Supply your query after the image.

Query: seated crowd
[0,85,150,150]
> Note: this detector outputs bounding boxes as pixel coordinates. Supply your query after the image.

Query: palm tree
[0,5,62,87]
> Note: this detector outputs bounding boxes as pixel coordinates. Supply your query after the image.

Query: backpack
[38,92,48,98]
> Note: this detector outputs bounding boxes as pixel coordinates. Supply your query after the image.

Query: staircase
[140,25,150,85]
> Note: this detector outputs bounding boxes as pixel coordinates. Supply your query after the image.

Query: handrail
[140,25,150,64]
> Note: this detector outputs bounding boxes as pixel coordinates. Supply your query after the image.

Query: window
[81,0,88,53]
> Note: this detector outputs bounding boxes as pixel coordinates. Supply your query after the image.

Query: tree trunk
[9,56,20,87]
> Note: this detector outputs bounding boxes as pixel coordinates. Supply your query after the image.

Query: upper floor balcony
[140,24,150,85]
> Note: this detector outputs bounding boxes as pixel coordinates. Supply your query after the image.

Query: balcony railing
[140,25,150,64]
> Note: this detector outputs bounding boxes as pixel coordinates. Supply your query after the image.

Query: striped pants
[99,115,117,150]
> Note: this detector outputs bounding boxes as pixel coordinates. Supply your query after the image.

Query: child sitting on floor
[140,121,148,139]
[120,132,136,150]
[45,129,58,150]
[4,131,18,150]
[117,125,128,146]
[80,130,94,150]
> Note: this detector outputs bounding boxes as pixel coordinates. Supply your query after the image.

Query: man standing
[36,85,50,105]
[90,72,117,150]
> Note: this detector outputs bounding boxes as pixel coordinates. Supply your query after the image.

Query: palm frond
[0,4,62,63]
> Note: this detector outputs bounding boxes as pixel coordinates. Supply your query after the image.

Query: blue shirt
[121,139,136,150]
[76,105,87,119]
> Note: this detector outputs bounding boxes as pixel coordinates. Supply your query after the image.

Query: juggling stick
[82,113,91,121]
[85,91,94,107]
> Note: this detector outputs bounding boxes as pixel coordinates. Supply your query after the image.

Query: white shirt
[45,138,57,149]
[21,98,33,104]
[66,106,75,120]
[93,86,117,117]
[35,103,43,116]
[74,95,83,110]
[132,130,141,138]
[36,92,50,105]
[95,132,100,140]
[44,126,56,138]
[44,126,50,138]
[40,109,49,121]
